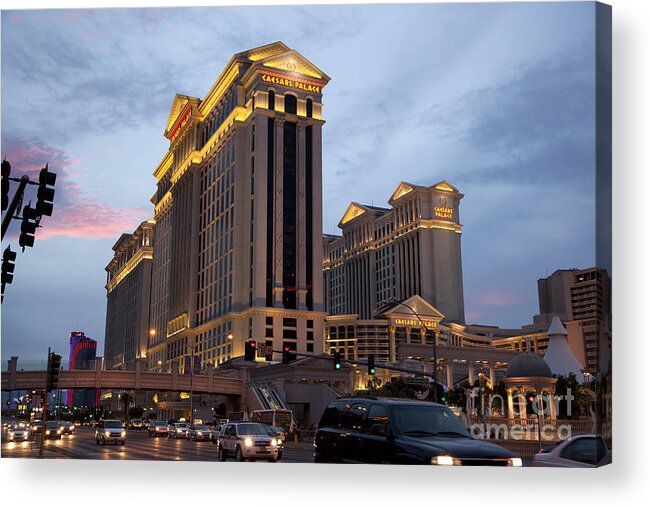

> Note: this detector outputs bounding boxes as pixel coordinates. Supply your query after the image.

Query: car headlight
[244,438,253,447]
[46,430,51,435]
[105,431,111,437]
[508,457,523,467]
[57,430,62,434]
[121,431,126,437]
[270,439,278,446]
[431,455,462,466]
[197,432,203,436]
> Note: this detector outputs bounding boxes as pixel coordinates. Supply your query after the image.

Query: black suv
[313,397,521,466]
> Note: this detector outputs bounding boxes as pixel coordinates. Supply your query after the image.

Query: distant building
[323,181,465,324]
[492,267,611,375]
[535,268,611,374]
[104,219,154,370]
[66,332,98,408]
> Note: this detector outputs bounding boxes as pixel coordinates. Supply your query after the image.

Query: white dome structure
[543,316,585,378]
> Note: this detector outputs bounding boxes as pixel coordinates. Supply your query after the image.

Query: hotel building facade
[323,181,466,324]
[104,219,154,370]
[146,42,330,372]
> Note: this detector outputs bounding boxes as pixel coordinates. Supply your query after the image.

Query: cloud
[473,291,521,307]
[2,137,150,240]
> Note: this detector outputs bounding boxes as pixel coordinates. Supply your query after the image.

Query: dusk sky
[1,2,598,363]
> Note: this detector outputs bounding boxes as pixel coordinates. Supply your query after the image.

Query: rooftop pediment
[432,180,459,193]
[338,202,367,228]
[258,49,330,82]
[378,295,446,322]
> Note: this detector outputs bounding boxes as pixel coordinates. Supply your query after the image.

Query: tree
[128,407,144,418]
[368,378,419,399]
[554,373,594,418]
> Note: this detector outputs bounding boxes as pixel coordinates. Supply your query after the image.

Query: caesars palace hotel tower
[147,42,330,372]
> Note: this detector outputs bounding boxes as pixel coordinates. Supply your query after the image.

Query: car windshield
[237,423,269,436]
[175,424,189,428]
[155,421,167,426]
[194,425,209,430]
[104,421,123,429]
[390,405,470,438]
[45,422,60,428]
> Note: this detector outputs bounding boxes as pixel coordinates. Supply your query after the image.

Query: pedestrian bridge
[1,359,244,396]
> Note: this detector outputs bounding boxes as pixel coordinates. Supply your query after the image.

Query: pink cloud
[464,310,483,322]
[475,292,520,307]
[2,138,151,240]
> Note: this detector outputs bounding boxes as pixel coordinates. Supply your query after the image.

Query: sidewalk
[287,439,313,450]
[1,441,71,459]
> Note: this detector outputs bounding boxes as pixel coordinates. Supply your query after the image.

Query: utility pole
[38,348,51,459]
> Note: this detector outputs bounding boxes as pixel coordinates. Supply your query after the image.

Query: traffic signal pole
[1,175,29,240]
[38,348,51,459]
[269,349,439,380]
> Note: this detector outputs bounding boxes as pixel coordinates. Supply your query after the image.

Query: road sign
[404,376,429,387]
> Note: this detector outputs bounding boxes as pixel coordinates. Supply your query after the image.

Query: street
[1,427,315,462]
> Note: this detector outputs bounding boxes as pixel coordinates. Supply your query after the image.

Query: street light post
[183,342,196,423]
[380,299,439,402]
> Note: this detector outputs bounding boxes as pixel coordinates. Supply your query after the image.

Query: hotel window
[306,98,313,118]
[284,94,297,115]
[268,90,275,111]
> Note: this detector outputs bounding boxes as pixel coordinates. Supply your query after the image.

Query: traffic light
[367,356,375,376]
[244,340,257,361]
[434,383,446,404]
[47,353,62,392]
[2,246,16,286]
[282,345,291,364]
[19,204,38,249]
[333,351,341,370]
[36,164,56,217]
[1,159,10,212]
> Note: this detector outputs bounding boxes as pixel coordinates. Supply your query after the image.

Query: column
[388,326,396,363]
[507,389,515,420]
[518,389,527,423]
[296,121,307,310]
[548,390,557,421]
[273,118,284,307]
[468,363,474,384]
[446,361,453,388]
[488,362,495,387]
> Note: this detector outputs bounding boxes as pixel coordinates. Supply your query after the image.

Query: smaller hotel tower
[324,181,465,324]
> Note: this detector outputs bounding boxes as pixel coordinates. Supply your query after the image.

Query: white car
[532,434,611,467]
[7,423,30,442]
[168,423,190,439]
[217,422,280,462]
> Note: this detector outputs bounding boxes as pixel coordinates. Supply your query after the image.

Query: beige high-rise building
[104,219,155,370]
[147,42,330,372]
[323,181,465,324]
[534,267,611,374]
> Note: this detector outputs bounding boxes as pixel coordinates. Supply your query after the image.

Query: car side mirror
[370,424,388,437]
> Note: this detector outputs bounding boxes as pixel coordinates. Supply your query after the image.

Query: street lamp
[380,298,439,402]
[182,343,197,423]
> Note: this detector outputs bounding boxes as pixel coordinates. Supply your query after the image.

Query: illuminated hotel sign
[261,73,321,94]
[395,318,438,329]
[434,207,453,220]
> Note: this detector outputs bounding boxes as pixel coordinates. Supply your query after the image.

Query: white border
[2,0,650,504]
